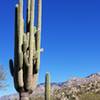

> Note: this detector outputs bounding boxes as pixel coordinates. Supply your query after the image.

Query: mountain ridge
[1,72,100,100]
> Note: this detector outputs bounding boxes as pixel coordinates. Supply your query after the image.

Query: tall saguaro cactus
[9,0,42,99]
[45,72,51,100]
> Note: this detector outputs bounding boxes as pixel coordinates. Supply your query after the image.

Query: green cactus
[45,72,51,100]
[9,0,42,99]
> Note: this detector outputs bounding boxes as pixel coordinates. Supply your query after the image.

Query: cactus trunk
[45,73,51,100]
[9,0,42,99]
[19,92,29,100]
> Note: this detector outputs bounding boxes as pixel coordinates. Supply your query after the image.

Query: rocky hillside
[1,73,100,100]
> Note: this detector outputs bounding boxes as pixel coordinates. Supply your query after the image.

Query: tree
[0,65,6,88]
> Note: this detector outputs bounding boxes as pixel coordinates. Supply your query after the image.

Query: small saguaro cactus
[9,0,42,100]
[45,72,51,100]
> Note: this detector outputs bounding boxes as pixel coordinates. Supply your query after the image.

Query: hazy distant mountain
[1,73,100,100]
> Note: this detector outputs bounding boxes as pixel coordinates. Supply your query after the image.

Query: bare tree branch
[0,65,6,88]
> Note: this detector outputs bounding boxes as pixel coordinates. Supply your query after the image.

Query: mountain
[1,73,100,100]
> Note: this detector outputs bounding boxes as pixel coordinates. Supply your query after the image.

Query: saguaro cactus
[9,0,42,99]
[45,72,51,100]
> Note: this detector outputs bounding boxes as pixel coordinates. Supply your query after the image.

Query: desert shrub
[79,93,100,100]
[29,95,44,100]
[29,94,55,100]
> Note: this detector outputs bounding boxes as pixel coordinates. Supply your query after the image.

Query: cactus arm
[14,4,18,69]
[16,0,24,88]
[9,59,14,77]
[13,4,19,92]
[25,0,35,91]
[35,0,42,72]
[29,0,34,68]
[26,0,31,32]
[17,69,24,90]
[17,0,24,69]
[18,0,23,50]
[27,0,30,23]
[37,0,42,33]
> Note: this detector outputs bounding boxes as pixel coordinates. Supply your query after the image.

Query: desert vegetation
[0,0,100,100]
[0,65,6,89]
[1,73,100,100]
[79,93,100,100]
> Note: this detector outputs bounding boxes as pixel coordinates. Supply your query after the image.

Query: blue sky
[0,0,100,97]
